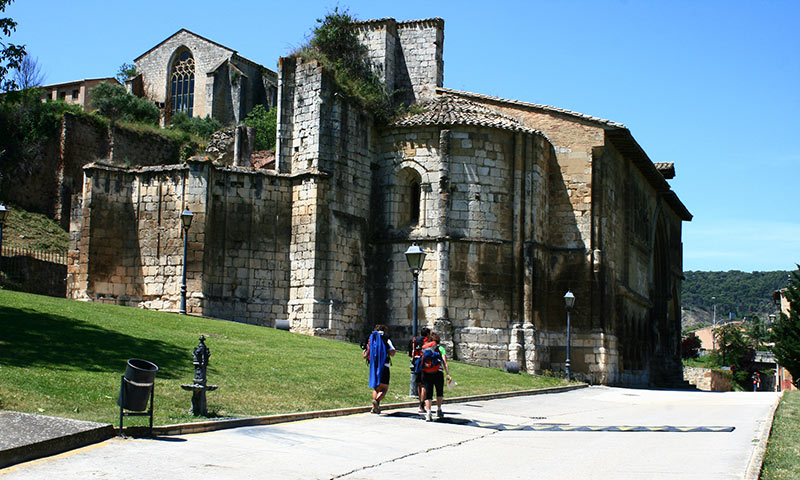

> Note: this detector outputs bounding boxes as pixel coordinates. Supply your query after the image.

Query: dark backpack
[409,335,426,358]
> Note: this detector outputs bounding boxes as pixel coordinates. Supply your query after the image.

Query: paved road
[0,387,779,479]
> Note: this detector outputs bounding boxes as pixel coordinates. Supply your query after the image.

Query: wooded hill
[681,270,792,331]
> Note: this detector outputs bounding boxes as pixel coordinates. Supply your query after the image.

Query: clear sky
[5,0,799,272]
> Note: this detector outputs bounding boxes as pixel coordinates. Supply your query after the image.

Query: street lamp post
[712,296,717,351]
[0,204,7,275]
[769,313,778,391]
[404,242,426,337]
[564,290,575,381]
[404,242,426,398]
[179,207,194,315]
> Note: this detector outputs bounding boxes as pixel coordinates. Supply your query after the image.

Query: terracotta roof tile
[654,162,675,179]
[390,95,544,136]
[437,87,627,129]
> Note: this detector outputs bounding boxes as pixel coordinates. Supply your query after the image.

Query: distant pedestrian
[753,372,761,392]
[363,324,396,414]
[409,326,431,412]
[420,332,451,422]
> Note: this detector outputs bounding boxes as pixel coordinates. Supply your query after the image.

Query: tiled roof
[353,17,444,27]
[437,87,627,129]
[390,95,543,136]
[654,162,675,179]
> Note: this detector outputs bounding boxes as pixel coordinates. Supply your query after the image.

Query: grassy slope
[760,391,800,479]
[0,290,566,426]
[0,204,69,253]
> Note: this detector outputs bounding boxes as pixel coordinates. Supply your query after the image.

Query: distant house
[126,29,278,125]
[693,320,745,352]
[772,287,797,390]
[39,78,121,112]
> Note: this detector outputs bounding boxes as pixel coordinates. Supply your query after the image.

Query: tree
[116,62,137,84]
[13,54,44,90]
[89,82,159,125]
[0,0,26,92]
[744,315,768,350]
[168,112,221,139]
[713,323,755,389]
[243,104,277,150]
[681,332,701,359]
[771,266,800,388]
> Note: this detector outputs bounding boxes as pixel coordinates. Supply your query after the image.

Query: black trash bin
[118,358,158,412]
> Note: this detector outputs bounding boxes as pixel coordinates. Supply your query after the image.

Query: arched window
[409,178,421,224]
[396,167,423,228]
[170,50,195,117]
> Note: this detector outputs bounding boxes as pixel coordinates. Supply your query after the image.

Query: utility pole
[712,296,717,351]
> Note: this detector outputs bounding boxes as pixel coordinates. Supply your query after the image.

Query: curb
[744,391,783,480]
[0,422,114,469]
[127,384,588,437]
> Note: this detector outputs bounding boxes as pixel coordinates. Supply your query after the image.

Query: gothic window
[170,50,195,117]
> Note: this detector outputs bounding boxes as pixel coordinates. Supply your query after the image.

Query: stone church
[126,29,278,124]
[67,18,691,386]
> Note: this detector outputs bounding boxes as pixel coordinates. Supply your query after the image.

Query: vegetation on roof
[291,8,395,122]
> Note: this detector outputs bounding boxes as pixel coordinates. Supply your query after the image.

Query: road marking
[386,411,734,432]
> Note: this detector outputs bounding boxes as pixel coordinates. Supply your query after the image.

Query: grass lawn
[0,289,568,427]
[760,390,800,480]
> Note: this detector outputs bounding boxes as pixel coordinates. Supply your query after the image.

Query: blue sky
[6,0,799,272]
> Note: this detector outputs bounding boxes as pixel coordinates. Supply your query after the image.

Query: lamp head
[404,242,426,273]
[564,290,575,310]
[180,207,194,230]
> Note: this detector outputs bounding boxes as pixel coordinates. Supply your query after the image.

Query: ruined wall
[276,58,374,340]
[356,18,444,105]
[68,166,145,305]
[1,112,185,230]
[109,125,181,167]
[68,161,293,326]
[202,164,291,325]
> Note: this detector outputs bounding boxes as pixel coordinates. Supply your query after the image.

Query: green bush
[168,112,221,139]
[293,8,393,122]
[243,104,277,150]
[89,82,159,125]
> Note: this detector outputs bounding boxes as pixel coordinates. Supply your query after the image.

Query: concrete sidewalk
[0,385,584,468]
[1,387,780,479]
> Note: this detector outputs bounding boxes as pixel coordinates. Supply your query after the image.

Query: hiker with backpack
[363,324,396,414]
[408,326,431,412]
[418,332,451,422]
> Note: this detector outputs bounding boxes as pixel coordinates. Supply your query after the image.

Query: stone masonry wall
[68,161,293,326]
[201,164,292,325]
[396,19,444,103]
[683,366,732,391]
[372,126,564,371]
[277,57,374,341]
[356,18,444,105]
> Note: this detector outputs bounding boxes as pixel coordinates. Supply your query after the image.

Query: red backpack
[420,341,442,373]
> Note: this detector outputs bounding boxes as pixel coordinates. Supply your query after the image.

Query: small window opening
[410,179,420,224]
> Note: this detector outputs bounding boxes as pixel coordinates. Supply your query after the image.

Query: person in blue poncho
[362,324,396,414]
